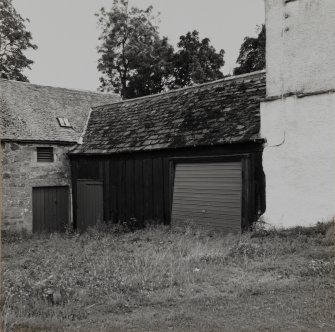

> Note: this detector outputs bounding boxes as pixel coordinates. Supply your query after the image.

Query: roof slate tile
[0,79,119,143]
[72,71,266,154]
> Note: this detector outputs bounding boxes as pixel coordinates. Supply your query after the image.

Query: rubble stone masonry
[1,142,72,231]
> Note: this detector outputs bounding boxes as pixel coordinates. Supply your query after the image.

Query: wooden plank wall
[70,144,265,229]
[77,180,104,231]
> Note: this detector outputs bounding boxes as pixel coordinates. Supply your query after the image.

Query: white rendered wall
[261,93,335,227]
[265,0,335,97]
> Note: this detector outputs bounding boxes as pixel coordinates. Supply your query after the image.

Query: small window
[37,147,54,162]
[57,117,71,128]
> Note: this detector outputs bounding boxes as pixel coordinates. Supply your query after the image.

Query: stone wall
[1,141,72,231]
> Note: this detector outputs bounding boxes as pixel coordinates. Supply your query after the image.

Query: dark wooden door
[172,162,242,233]
[77,180,103,231]
[33,186,69,233]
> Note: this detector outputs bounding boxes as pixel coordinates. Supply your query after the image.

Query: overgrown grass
[2,220,335,332]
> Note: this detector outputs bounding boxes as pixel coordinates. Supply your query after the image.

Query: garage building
[69,71,266,233]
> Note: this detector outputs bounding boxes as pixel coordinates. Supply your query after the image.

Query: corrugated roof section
[71,71,266,154]
[0,79,120,143]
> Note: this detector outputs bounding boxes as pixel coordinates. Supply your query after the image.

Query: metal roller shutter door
[172,162,242,233]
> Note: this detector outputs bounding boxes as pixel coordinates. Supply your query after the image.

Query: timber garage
[69,71,266,233]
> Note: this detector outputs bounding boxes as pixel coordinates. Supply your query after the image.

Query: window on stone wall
[37,147,54,162]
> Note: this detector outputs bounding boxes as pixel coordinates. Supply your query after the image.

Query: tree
[97,0,174,99]
[234,24,265,75]
[171,30,225,89]
[0,0,37,82]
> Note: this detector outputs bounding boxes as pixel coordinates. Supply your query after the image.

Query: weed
[2,220,335,331]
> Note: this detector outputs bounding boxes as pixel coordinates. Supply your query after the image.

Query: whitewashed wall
[265,0,335,97]
[262,0,335,227]
[261,93,335,227]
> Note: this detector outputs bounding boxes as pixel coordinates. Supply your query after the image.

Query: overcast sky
[13,0,264,91]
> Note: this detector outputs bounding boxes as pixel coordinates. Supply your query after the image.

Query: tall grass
[2,220,334,331]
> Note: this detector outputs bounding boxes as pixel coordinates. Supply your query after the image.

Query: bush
[251,219,335,239]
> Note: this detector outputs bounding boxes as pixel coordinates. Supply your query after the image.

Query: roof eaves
[69,137,266,156]
[1,138,78,145]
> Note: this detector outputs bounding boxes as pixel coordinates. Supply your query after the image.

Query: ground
[2,221,335,332]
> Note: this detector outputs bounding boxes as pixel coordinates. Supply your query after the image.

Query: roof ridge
[92,70,266,110]
[0,78,119,97]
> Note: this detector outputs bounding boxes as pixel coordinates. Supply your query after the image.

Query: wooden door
[77,180,103,231]
[172,162,242,233]
[33,186,69,232]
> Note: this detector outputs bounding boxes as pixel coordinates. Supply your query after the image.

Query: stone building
[0,79,119,231]
[261,0,335,227]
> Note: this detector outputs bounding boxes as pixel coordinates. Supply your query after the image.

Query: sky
[13,0,265,91]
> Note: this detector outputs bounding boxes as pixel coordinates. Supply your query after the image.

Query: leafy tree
[234,24,265,75]
[125,36,175,98]
[96,0,174,99]
[171,30,225,89]
[0,0,37,82]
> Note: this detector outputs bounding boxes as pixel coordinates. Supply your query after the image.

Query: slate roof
[71,71,266,154]
[0,79,120,143]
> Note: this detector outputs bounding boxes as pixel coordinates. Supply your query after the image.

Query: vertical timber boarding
[76,180,103,231]
[32,186,69,232]
[70,146,263,231]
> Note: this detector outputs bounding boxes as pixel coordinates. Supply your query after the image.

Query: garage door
[171,162,242,233]
[33,186,69,233]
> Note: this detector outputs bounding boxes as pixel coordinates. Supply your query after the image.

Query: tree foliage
[0,0,37,82]
[97,2,225,99]
[96,0,174,99]
[234,24,265,75]
[171,30,225,89]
